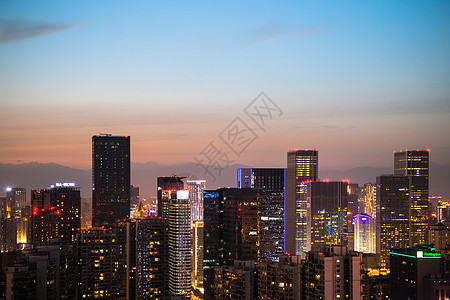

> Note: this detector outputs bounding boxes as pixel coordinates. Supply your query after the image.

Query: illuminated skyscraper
[308,181,348,251]
[376,174,410,268]
[1,187,27,251]
[237,168,285,191]
[203,188,260,299]
[192,220,204,293]
[92,134,130,297]
[168,189,191,298]
[286,149,318,255]
[157,176,184,219]
[363,183,377,219]
[76,228,118,299]
[132,216,169,299]
[30,184,81,244]
[186,180,206,222]
[354,213,376,253]
[394,150,429,246]
[92,134,130,227]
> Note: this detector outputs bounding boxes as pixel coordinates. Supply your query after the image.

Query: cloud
[0,19,82,44]
[249,23,335,43]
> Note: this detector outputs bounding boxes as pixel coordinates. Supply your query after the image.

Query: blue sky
[1,0,449,169]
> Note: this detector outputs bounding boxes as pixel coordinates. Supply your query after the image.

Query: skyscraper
[237,168,285,191]
[133,216,169,299]
[31,183,81,244]
[157,176,185,219]
[168,189,191,298]
[92,134,130,297]
[76,228,118,299]
[203,188,260,299]
[376,174,411,268]
[354,213,376,254]
[285,149,318,255]
[394,150,429,246]
[92,134,131,227]
[186,180,206,222]
[308,181,348,251]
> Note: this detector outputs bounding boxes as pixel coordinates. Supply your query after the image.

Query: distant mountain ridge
[1,161,449,199]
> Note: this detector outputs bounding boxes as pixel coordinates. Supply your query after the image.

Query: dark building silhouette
[92,134,130,227]
[285,149,318,255]
[203,188,260,300]
[394,150,429,246]
[237,168,285,191]
[390,245,441,300]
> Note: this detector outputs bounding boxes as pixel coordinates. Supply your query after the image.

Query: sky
[1,1,449,171]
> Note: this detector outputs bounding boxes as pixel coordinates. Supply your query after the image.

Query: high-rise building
[92,134,130,227]
[130,216,169,299]
[203,188,260,300]
[258,190,284,262]
[256,255,302,300]
[186,180,206,222]
[394,150,429,246]
[203,189,225,300]
[157,176,185,219]
[30,184,81,245]
[1,187,27,250]
[5,187,26,219]
[92,134,130,297]
[363,183,377,219]
[76,228,118,299]
[389,245,441,300]
[192,220,204,294]
[286,149,318,255]
[213,260,256,300]
[237,168,285,191]
[308,181,348,252]
[167,189,191,299]
[130,185,140,208]
[376,174,411,268]
[302,245,363,300]
[354,213,376,253]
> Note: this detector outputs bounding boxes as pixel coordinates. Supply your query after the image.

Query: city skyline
[1,1,449,171]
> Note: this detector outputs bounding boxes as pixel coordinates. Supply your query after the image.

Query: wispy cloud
[0,19,82,44]
[248,23,335,43]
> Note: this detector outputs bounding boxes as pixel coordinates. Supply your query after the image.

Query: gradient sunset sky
[1,1,449,170]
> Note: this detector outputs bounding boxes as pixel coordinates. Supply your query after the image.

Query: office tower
[258,190,284,262]
[308,181,348,252]
[394,150,429,246]
[167,189,191,298]
[192,220,204,294]
[92,134,130,297]
[186,180,206,222]
[131,216,169,299]
[203,189,225,299]
[376,175,410,268]
[436,201,450,222]
[2,266,37,299]
[354,213,376,253]
[76,228,118,299]
[257,255,302,300]
[30,183,81,243]
[428,223,450,251]
[347,183,360,251]
[237,168,285,191]
[213,260,256,300]
[286,149,318,255]
[92,134,130,227]
[130,185,140,208]
[363,183,377,219]
[389,245,441,300]
[157,176,184,219]
[1,187,27,251]
[302,245,363,300]
[203,188,260,299]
